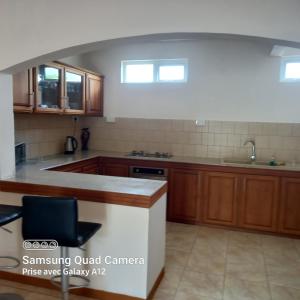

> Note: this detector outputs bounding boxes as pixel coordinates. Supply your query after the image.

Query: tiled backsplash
[82,117,300,162]
[14,115,300,162]
[15,115,78,159]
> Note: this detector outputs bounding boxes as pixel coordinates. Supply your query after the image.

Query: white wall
[76,39,300,123]
[0,74,15,179]
[1,0,300,71]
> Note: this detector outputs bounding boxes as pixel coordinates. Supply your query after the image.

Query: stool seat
[22,196,102,300]
[77,221,101,247]
[0,205,22,226]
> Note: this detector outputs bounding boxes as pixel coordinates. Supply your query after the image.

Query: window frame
[121,58,188,84]
[280,57,300,82]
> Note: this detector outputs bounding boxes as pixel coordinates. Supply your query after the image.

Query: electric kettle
[64,136,78,154]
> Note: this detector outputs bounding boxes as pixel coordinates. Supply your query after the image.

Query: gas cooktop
[127,150,173,159]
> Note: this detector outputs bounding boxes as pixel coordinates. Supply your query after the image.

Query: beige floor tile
[264,249,300,268]
[186,242,226,275]
[153,290,175,300]
[293,239,300,259]
[25,293,59,300]
[262,236,299,267]
[270,284,300,300]
[166,231,197,252]
[168,222,198,235]
[226,262,267,282]
[227,244,264,265]
[228,231,262,249]
[155,266,184,297]
[261,235,296,253]
[224,276,271,300]
[266,262,300,289]
[165,248,190,268]
[176,270,224,300]
[198,226,228,245]
[175,289,219,300]
[194,228,228,252]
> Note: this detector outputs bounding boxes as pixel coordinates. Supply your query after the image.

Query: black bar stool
[22,196,101,300]
[0,204,23,300]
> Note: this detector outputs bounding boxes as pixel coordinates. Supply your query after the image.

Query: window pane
[159,65,185,81]
[125,64,154,83]
[44,67,59,80]
[285,62,300,79]
[66,72,82,82]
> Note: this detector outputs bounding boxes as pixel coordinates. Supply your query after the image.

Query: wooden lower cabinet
[47,156,300,237]
[279,177,300,235]
[168,168,201,223]
[50,158,100,174]
[82,161,100,175]
[203,172,239,226]
[103,163,129,177]
[239,175,279,232]
[60,164,83,173]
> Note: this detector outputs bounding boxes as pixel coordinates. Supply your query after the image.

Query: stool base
[51,247,90,300]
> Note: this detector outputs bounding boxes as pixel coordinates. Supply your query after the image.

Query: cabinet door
[82,160,99,175]
[279,178,300,235]
[64,67,85,115]
[103,163,129,177]
[85,73,103,116]
[168,168,201,223]
[203,172,239,226]
[13,69,34,112]
[35,63,64,113]
[239,175,279,232]
[54,164,82,173]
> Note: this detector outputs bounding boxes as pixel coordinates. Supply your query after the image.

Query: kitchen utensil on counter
[81,128,90,151]
[64,136,78,154]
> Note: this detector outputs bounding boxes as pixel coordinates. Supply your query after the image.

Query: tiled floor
[0,223,299,299]
[154,222,300,300]
[0,280,95,300]
[0,278,91,300]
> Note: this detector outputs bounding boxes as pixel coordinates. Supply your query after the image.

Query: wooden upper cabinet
[239,175,279,232]
[13,62,103,116]
[34,63,64,114]
[103,163,129,177]
[85,73,103,116]
[13,69,34,113]
[168,168,201,223]
[279,177,300,235]
[64,67,85,115]
[203,172,239,226]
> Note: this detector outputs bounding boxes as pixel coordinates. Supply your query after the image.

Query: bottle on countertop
[81,128,90,151]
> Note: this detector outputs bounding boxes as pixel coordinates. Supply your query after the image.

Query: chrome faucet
[243,138,256,162]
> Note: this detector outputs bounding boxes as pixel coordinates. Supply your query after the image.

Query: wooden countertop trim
[0,180,167,208]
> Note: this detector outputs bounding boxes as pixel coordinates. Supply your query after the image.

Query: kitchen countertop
[1,150,300,208]
[15,150,300,172]
[0,151,168,208]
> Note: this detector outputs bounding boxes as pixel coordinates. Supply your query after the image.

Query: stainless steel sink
[223,159,285,166]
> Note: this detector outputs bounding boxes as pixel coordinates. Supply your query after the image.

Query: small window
[280,58,300,82]
[121,59,188,83]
